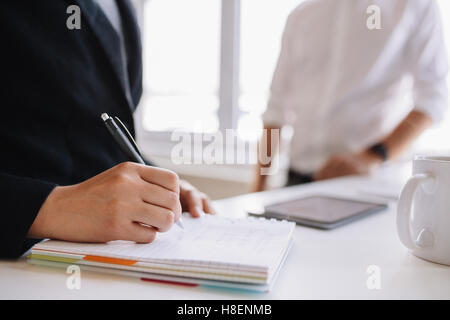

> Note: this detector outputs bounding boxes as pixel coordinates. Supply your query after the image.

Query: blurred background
[133,0,450,199]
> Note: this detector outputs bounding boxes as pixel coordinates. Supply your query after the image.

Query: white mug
[397,155,450,265]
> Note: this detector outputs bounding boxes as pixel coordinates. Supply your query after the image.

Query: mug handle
[397,173,433,250]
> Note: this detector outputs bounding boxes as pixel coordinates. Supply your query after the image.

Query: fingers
[128,222,158,244]
[139,182,182,218]
[137,165,180,193]
[315,165,330,181]
[201,194,216,215]
[182,185,203,218]
[179,180,215,217]
[182,190,215,217]
[101,164,215,243]
[132,203,178,232]
[316,155,352,180]
[185,190,204,217]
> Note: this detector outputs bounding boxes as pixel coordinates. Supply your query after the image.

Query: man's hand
[179,180,216,217]
[315,111,432,182]
[28,162,181,243]
[315,151,383,181]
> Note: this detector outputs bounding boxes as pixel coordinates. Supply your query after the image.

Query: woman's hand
[179,180,216,217]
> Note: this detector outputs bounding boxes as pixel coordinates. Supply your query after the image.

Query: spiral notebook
[28,215,295,292]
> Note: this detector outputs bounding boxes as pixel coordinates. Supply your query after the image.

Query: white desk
[1,164,449,299]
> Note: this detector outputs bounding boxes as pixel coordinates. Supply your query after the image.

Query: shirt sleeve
[408,1,449,124]
[0,172,56,258]
[262,14,297,127]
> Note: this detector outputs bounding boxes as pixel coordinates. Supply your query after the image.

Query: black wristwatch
[368,143,388,162]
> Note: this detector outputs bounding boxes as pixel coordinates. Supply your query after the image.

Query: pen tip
[101,113,110,121]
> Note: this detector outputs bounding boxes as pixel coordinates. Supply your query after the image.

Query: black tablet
[249,195,388,229]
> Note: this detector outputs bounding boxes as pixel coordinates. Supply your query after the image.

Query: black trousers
[286,169,314,186]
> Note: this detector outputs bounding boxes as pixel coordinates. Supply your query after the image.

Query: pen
[101,113,184,229]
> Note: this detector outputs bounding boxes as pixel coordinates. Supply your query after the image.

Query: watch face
[370,143,388,161]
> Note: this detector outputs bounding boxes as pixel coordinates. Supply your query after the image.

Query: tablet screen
[264,196,386,224]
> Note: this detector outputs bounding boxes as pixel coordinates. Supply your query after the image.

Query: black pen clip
[114,116,143,159]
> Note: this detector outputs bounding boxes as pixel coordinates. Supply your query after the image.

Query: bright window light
[239,0,303,136]
[142,0,220,133]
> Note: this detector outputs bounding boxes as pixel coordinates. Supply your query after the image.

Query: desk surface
[1,164,449,299]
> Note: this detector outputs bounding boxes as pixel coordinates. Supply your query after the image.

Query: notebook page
[34,215,295,270]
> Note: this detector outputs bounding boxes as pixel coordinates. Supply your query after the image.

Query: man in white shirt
[253,0,448,191]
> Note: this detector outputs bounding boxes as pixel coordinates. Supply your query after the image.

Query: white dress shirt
[95,0,123,34]
[263,0,448,173]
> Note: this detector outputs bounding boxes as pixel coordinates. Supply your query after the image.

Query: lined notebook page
[34,215,295,270]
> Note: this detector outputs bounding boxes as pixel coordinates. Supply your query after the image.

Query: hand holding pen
[102,113,185,229]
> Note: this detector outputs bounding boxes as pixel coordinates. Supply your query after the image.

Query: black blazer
[0,0,143,258]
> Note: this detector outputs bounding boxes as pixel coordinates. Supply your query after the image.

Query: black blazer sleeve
[0,173,56,258]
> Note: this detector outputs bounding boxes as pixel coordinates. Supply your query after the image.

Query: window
[142,0,221,133]
[141,0,302,139]
[239,0,302,139]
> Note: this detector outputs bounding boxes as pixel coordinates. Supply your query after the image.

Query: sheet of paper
[34,215,295,270]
